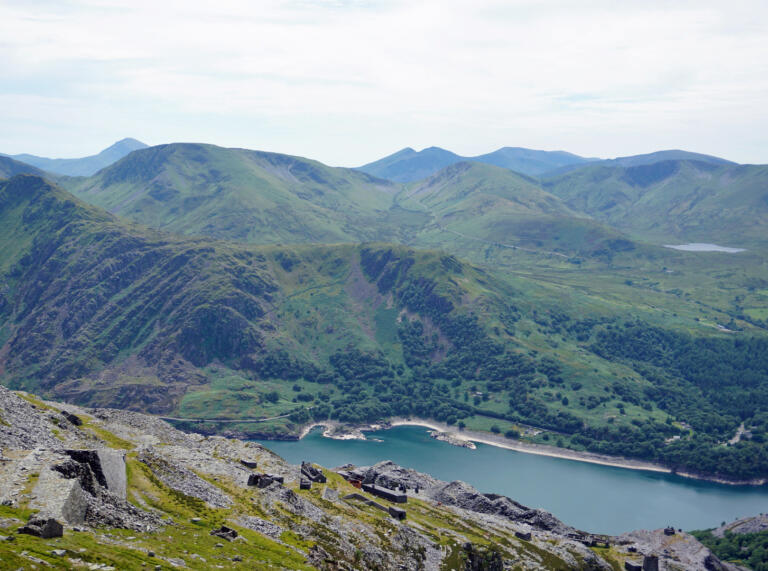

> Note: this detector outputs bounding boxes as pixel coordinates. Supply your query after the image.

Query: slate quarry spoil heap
[0,386,746,570]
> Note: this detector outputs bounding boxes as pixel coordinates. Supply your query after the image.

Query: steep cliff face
[0,387,745,570]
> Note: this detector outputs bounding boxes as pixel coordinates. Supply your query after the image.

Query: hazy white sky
[1,0,767,165]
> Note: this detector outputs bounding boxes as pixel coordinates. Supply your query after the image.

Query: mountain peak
[106,137,148,151]
[3,138,150,177]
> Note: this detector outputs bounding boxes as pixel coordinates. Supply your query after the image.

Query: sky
[1,0,767,166]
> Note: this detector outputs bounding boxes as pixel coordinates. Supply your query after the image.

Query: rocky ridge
[0,386,747,570]
[712,514,768,538]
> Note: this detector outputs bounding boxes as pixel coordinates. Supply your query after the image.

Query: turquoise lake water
[257,425,768,535]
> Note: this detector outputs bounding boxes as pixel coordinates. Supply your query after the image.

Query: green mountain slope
[543,160,768,246]
[398,161,637,259]
[64,143,401,244]
[403,161,572,217]
[2,138,148,176]
[4,175,768,480]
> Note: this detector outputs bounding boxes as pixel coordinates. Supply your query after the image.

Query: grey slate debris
[235,516,282,539]
[643,554,659,571]
[137,447,232,508]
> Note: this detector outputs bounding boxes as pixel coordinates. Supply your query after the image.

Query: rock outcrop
[712,513,768,537]
[347,460,573,533]
[616,529,746,571]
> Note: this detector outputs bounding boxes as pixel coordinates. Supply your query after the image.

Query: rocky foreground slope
[0,386,745,570]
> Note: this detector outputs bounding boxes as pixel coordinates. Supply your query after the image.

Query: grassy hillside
[64,143,400,244]
[544,160,768,246]
[397,161,639,259]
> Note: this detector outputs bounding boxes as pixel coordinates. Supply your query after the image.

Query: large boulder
[18,517,63,539]
[31,468,88,524]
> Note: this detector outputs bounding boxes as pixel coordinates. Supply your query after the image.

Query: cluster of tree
[591,323,768,424]
[242,350,321,381]
[587,321,768,478]
[692,529,768,570]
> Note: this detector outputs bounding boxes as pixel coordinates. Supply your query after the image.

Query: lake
[257,425,768,535]
[664,243,746,253]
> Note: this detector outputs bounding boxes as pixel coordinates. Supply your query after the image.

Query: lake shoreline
[293,417,766,487]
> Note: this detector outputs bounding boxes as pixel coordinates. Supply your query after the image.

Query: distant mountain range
[357,146,597,182]
[358,146,735,183]
[59,143,635,259]
[50,140,765,256]
[1,137,147,176]
[544,149,735,177]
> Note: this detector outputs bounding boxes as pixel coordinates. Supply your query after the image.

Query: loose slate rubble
[137,448,232,508]
[235,516,282,539]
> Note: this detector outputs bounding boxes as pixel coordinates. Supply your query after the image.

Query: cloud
[0,0,767,164]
